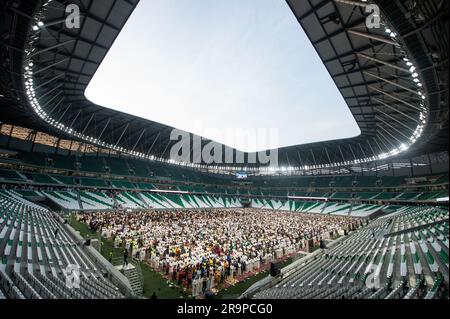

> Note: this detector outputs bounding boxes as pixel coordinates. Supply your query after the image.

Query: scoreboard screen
[236,172,248,179]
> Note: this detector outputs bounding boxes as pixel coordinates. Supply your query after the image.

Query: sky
[85,0,361,152]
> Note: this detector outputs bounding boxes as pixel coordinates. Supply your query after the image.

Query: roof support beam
[57,103,71,123]
[40,18,70,28]
[41,93,62,112]
[364,71,418,94]
[378,131,397,149]
[348,29,398,46]
[338,146,346,162]
[41,49,98,65]
[367,139,377,156]
[35,73,65,90]
[357,53,409,73]
[97,119,111,141]
[146,133,160,156]
[160,139,172,159]
[324,147,332,165]
[334,0,369,8]
[37,84,63,101]
[47,97,64,117]
[81,113,95,135]
[375,108,416,132]
[372,97,420,123]
[323,44,374,63]
[69,110,81,129]
[378,125,404,145]
[30,40,75,57]
[348,144,357,161]
[296,151,304,168]
[369,86,421,111]
[34,58,69,75]
[312,17,366,45]
[376,117,411,141]
[285,152,292,168]
[132,129,146,152]
[7,6,33,20]
[310,149,317,166]
[333,63,393,78]
[115,123,129,147]
[358,143,367,158]
[375,135,390,153]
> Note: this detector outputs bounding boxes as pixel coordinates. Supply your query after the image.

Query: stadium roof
[0,0,448,170]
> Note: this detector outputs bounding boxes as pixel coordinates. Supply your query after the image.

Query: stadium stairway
[43,191,81,210]
[79,192,114,210]
[115,192,146,210]
[124,267,143,298]
[139,193,169,209]
[110,257,143,299]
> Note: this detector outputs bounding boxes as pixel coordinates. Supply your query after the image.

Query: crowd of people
[76,208,362,296]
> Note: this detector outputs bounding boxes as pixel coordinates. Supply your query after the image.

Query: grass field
[213,270,270,299]
[213,256,296,299]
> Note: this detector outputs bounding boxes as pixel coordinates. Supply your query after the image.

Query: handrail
[111,256,144,297]
[131,258,145,291]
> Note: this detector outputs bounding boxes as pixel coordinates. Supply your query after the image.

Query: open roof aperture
[85,0,361,153]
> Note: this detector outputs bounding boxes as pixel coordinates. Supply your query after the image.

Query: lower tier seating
[0,190,124,299]
[251,206,448,299]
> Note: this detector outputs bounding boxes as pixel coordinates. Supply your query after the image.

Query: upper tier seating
[331,192,354,199]
[135,183,155,190]
[50,154,76,170]
[52,175,76,185]
[331,176,355,188]
[127,159,151,177]
[19,152,47,167]
[14,190,43,197]
[356,192,377,199]
[354,176,380,188]
[0,169,24,182]
[80,178,106,188]
[4,151,448,191]
[29,173,57,185]
[104,157,130,176]
[372,193,398,200]
[435,174,449,185]
[416,192,448,201]
[380,176,406,187]
[396,192,422,200]
[110,180,135,189]
[79,156,106,173]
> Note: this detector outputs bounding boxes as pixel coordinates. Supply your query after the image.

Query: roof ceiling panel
[80,18,103,42]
